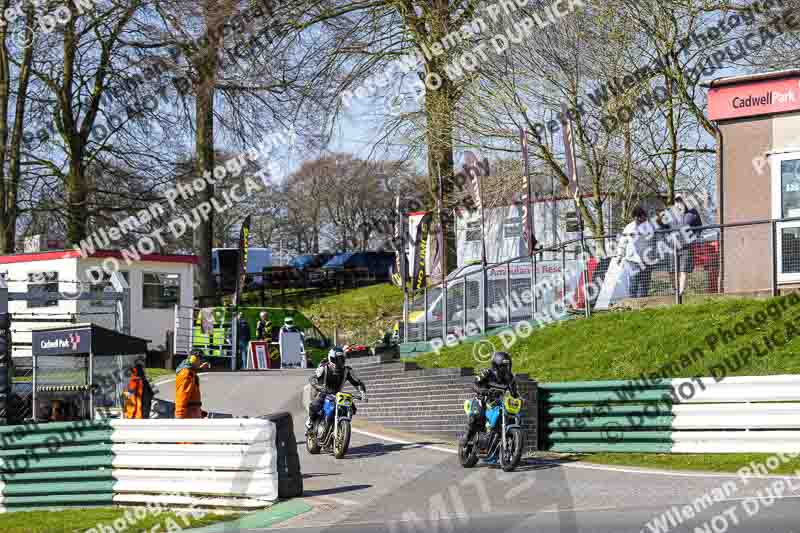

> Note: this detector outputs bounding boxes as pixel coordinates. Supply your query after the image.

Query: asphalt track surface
[157,370,800,533]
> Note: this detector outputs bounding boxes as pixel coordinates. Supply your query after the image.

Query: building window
[781,159,800,218]
[465,221,481,242]
[503,217,522,238]
[565,211,582,233]
[143,272,180,309]
[27,271,58,308]
[90,271,129,306]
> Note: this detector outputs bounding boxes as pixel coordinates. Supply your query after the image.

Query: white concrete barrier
[110,419,278,505]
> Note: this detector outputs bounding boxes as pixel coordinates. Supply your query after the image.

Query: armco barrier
[0,419,279,511]
[111,419,278,506]
[149,399,303,499]
[258,412,303,498]
[345,358,538,453]
[0,421,115,510]
[540,374,800,453]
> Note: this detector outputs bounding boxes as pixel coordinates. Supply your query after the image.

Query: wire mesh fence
[10,361,31,423]
[404,219,787,343]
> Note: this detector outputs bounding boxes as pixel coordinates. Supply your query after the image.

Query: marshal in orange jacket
[124,366,154,419]
[175,355,209,419]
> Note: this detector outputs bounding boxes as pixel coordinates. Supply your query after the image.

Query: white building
[0,249,196,359]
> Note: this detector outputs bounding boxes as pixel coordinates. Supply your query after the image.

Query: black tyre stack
[259,411,303,498]
[0,313,10,426]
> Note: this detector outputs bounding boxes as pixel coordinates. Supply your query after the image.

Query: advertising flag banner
[560,103,579,197]
[411,212,433,290]
[233,214,251,308]
[463,152,489,265]
[520,128,536,255]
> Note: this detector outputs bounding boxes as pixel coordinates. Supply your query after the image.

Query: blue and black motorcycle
[306,392,361,459]
[459,390,524,472]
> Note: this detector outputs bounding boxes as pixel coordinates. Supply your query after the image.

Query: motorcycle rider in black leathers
[463,351,519,446]
[305,346,367,432]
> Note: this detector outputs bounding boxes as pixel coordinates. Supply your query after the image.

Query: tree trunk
[192,3,220,301]
[0,0,10,252]
[65,157,89,245]
[194,83,215,298]
[4,7,35,252]
[666,78,677,204]
[424,73,456,276]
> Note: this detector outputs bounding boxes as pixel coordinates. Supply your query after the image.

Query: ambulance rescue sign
[708,76,800,121]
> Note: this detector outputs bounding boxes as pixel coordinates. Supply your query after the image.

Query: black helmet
[328,346,346,371]
[491,351,512,382]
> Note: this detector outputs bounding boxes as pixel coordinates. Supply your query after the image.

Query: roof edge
[0,249,199,265]
[701,69,800,89]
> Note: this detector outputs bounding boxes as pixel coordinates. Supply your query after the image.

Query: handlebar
[324,393,364,401]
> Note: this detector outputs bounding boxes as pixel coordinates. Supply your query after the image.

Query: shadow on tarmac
[343,441,445,459]
[303,472,341,479]
[302,484,373,497]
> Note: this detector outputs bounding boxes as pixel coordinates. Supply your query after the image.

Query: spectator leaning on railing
[671,196,704,298]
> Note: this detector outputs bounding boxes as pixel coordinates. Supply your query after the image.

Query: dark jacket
[472,367,519,398]
[237,317,251,345]
[684,208,702,233]
[256,319,272,341]
[309,362,366,395]
[678,207,703,248]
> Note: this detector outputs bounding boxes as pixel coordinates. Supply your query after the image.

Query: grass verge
[580,453,800,475]
[146,367,174,382]
[412,296,800,380]
[297,283,403,346]
[0,507,238,533]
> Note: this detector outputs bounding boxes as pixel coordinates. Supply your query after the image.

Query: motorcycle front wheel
[306,428,321,454]
[458,435,479,468]
[500,427,524,472]
[334,420,351,459]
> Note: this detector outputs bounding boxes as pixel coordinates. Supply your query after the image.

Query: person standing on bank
[617,206,655,298]
[673,196,703,298]
[256,311,272,341]
[237,312,251,370]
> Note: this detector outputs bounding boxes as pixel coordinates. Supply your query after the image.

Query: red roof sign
[0,249,199,265]
[708,76,800,121]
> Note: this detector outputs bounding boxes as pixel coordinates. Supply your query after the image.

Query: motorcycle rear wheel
[500,427,524,472]
[334,420,351,459]
[458,435,479,468]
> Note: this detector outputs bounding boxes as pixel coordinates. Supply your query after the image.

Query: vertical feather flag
[463,151,488,265]
[560,103,584,232]
[560,103,580,202]
[412,212,433,290]
[429,167,446,285]
[392,195,405,288]
[519,128,535,256]
[233,214,251,309]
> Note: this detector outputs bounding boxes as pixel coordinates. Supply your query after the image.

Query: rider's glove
[361,390,368,403]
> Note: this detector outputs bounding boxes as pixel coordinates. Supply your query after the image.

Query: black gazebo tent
[31,323,149,421]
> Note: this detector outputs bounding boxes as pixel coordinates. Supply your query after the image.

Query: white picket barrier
[672,403,800,430]
[667,375,800,453]
[109,419,278,505]
[672,431,800,453]
[673,375,800,403]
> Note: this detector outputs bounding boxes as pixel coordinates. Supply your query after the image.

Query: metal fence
[404,218,790,343]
